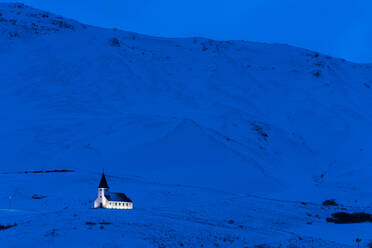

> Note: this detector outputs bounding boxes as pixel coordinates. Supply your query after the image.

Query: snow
[1,2,372,247]
[3,171,371,247]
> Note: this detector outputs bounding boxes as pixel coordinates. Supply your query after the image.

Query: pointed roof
[98,173,109,188]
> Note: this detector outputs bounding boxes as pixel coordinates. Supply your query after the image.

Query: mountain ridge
[0,3,372,203]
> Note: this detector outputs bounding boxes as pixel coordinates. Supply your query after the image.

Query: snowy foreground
[1,2,372,247]
[1,171,372,247]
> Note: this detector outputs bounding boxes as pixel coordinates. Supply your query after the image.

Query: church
[94,172,133,209]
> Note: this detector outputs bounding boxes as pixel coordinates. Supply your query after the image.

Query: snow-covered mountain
[1,3,372,247]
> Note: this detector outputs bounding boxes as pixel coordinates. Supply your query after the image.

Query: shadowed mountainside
[1,3,372,201]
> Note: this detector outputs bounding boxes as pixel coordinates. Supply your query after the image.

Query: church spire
[98,172,109,189]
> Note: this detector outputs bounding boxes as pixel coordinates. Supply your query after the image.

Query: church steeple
[98,172,109,189]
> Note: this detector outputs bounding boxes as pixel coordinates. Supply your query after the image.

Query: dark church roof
[105,193,133,203]
[98,173,109,188]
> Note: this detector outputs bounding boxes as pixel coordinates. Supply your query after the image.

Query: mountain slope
[0,3,372,203]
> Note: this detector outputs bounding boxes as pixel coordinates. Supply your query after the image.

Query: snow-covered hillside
[1,3,372,247]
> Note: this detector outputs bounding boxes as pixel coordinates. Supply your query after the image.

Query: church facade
[94,173,133,209]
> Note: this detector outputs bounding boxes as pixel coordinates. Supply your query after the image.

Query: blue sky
[5,0,372,63]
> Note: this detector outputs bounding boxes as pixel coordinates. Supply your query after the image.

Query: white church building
[94,172,133,209]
